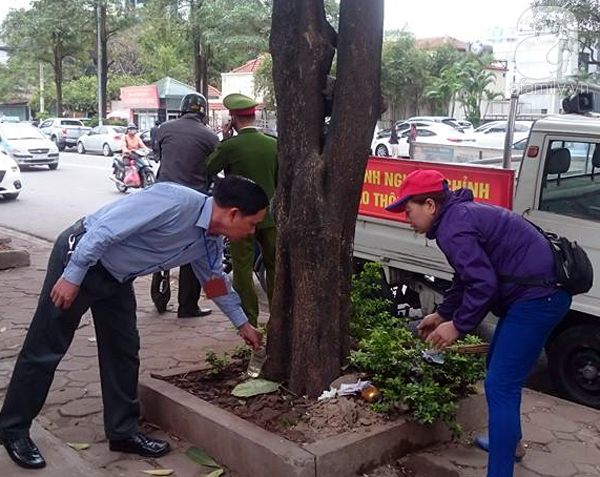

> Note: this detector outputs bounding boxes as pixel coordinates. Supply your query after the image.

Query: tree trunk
[193,36,202,93]
[201,44,209,100]
[191,0,203,94]
[53,36,63,117]
[265,0,384,397]
[99,2,108,119]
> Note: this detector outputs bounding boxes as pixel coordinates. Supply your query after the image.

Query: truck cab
[515,114,600,406]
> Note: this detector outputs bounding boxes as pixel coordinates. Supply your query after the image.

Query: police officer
[206,93,278,326]
[154,92,219,318]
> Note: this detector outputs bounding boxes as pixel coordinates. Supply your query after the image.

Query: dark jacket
[156,114,219,193]
[389,127,399,145]
[430,189,557,333]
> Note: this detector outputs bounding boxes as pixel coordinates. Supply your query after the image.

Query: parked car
[372,123,473,157]
[0,150,23,200]
[405,116,469,131]
[472,120,533,149]
[139,129,153,148]
[39,118,91,151]
[77,125,127,156]
[0,116,21,123]
[0,122,59,170]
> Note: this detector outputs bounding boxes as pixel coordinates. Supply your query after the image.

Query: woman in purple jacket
[386,169,571,477]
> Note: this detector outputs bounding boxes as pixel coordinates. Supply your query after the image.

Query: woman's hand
[425,321,461,350]
[416,312,445,340]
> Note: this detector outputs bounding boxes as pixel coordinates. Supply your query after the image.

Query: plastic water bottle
[247,346,267,378]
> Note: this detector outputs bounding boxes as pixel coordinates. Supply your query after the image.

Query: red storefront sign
[120,85,160,109]
[359,158,515,223]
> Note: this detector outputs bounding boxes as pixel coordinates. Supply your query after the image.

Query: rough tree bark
[265,0,384,397]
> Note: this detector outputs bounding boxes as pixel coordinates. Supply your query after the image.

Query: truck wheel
[375,144,389,157]
[48,163,58,170]
[53,136,65,151]
[3,193,19,200]
[547,323,600,408]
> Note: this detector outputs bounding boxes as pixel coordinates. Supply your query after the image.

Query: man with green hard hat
[206,93,277,326]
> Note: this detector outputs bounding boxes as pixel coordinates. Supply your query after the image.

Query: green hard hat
[223,93,259,116]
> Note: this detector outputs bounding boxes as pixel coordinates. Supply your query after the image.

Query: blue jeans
[485,290,572,477]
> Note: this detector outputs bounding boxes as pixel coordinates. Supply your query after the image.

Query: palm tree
[425,66,463,116]
[456,58,499,126]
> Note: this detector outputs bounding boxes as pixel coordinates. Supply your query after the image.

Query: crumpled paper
[318,379,371,401]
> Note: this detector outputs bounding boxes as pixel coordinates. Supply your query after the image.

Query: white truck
[38,118,91,151]
[354,83,600,408]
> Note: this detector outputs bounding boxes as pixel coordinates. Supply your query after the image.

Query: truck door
[522,136,600,407]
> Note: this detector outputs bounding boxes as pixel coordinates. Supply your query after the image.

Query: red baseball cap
[386,169,448,213]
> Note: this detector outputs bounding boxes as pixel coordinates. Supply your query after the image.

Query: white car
[472,121,533,149]
[372,123,475,157]
[77,125,127,156]
[0,150,23,200]
[0,123,60,169]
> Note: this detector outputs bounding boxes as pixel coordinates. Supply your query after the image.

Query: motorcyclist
[121,123,146,156]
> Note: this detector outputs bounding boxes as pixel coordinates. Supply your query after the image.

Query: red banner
[120,85,160,109]
[359,158,515,222]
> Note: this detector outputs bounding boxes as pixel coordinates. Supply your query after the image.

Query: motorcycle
[110,148,156,193]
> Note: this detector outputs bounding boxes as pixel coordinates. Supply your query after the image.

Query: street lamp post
[97,1,104,126]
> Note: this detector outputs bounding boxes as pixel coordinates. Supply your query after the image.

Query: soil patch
[158,358,388,444]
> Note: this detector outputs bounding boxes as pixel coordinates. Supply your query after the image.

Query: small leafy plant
[205,350,231,378]
[349,263,486,436]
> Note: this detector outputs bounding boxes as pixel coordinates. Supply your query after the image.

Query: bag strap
[498,274,556,287]
[499,215,558,287]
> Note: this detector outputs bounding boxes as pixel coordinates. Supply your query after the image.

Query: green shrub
[349,263,486,435]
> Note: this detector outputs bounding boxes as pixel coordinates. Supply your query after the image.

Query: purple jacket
[428,189,557,333]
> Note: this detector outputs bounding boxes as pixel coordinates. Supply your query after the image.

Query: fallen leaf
[204,470,224,477]
[185,447,219,468]
[231,379,280,398]
[142,470,174,476]
[66,442,90,451]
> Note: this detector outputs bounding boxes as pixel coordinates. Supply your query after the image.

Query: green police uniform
[206,94,277,326]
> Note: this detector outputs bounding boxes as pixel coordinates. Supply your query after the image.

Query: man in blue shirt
[0,176,265,470]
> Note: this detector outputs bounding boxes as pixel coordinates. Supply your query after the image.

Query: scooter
[110,148,156,193]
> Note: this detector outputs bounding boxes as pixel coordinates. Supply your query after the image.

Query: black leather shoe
[177,307,212,318]
[109,432,170,458]
[2,437,46,469]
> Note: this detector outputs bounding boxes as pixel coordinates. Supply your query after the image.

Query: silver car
[0,123,59,169]
[77,125,126,156]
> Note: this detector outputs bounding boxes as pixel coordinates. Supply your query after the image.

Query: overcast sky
[2,0,534,42]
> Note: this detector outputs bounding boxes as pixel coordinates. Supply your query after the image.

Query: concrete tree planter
[0,237,30,270]
[139,370,487,477]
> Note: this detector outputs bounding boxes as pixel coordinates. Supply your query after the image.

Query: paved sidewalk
[2,228,600,477]
[0,227,261,476]
[369,388,600,477]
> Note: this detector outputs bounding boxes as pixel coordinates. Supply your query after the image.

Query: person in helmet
[153,92,220,318]
[121,123,146,156]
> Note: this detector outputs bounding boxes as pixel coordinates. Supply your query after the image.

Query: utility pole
[97,1,104,126]
[39,63,45,113]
